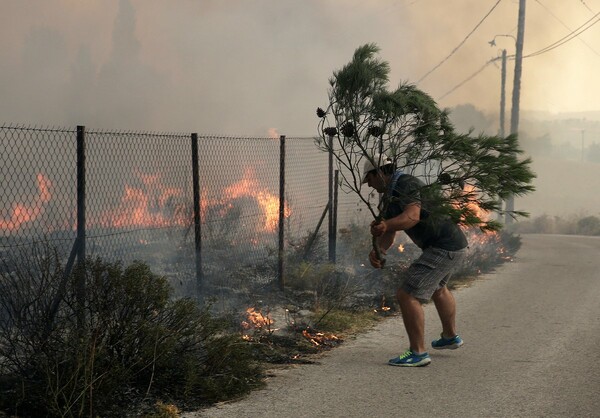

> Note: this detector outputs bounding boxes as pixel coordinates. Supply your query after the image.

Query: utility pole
[499,49,507,138]
[496,49,507,222]
[581,129,585,161]
[506,0,526,224]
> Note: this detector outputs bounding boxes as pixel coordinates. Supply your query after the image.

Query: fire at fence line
[1,167,291,235]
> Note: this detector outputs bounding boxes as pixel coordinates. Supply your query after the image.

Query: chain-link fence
[1,124,371,301]
[1,126,77,259]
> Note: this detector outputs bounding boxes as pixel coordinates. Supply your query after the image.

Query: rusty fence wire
[1,124,371,300]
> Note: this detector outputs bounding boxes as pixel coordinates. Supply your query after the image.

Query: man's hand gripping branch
[368,203,421,269]
[369,219,392,269]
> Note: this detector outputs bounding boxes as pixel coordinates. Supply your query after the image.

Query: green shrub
[286,261,336,291]
[0,251,263,417]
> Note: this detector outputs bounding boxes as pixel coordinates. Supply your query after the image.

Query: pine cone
[368,125,382,137]
[438,173,452,185]
[341,122,355,137]
[323,127,338,136]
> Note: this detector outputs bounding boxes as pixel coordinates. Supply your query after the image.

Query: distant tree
[448,104,493,135]
[578,216,600,235]
[315,44,535,253]
[520,132,554,157]
[587,142,600,163]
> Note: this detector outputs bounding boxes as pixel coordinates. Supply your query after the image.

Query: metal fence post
[76,125,86,327]
[328,135,335,262]
[332,169,339,263]
[191,133,203,300]
[278,135,286,291]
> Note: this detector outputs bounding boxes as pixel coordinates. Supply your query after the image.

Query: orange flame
[91,171,187,229]
[460,185,487,221]
[1,173,52,231]
[241,307,274,331]
[457,186,512,260]
[223,167,291,231]
[4,167,292,237]
[302,329,341,347]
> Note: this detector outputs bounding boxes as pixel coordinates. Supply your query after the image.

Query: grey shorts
[401,246,466,302]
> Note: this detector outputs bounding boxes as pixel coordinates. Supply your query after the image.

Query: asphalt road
[187,234,600,418]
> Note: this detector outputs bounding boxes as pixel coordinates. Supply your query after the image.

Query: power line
[438,7,599,101]
[436,1,600,101]
[524,11,600,58]
[438,57,502,100]
[580,0,594,13]
[417,0,503,84]
[534,0,600,58]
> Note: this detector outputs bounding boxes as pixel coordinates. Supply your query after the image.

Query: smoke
[516,156,600,218]
[93,0,166,128]
[2,0,599,133]
[1,0,600,217]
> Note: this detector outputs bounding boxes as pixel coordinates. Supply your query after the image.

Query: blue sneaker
[431,333,464,350]
[388,350,431,367]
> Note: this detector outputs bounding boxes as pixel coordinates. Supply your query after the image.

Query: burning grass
[236,305,353,364]
[195,219,522,377]
[211,221,523,367]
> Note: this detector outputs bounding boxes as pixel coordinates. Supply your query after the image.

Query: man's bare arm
[371,202,421,237]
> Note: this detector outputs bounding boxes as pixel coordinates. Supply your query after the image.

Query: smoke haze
[2,0,600,133]
[2,0,600,217]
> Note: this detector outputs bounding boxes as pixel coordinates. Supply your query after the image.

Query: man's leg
[432,286,457,338]
[396,288,426,353]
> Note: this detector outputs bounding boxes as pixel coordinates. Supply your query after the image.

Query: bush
[577,216,600,235]
[513,214,600,236]
[0,247,264,417]
[459,229,522,276]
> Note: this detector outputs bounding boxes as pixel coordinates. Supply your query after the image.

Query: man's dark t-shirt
[383,172,468,251]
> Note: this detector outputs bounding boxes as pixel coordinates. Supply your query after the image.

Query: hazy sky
[2,0,599,135]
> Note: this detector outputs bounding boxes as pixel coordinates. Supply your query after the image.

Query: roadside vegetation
[0,224,517,417]
[0,212,577,418]
[511,214,600,236]
[0,245,263,418]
